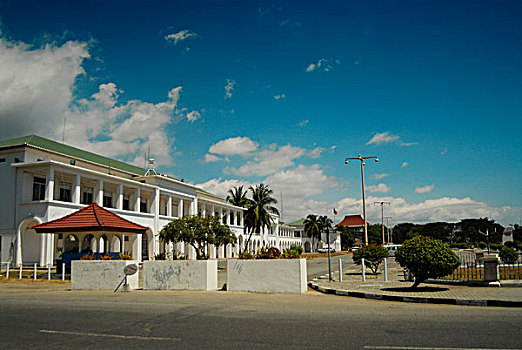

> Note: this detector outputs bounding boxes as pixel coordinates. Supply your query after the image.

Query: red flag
[333,208,338,215]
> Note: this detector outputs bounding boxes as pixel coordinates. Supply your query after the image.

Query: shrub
[499,247,519,264]
[154,252,166,260]
[255,247,281,259]
[80,254,95,260]
[489,243,501,251]
[450,242,468,249]
[478,241,487,250]
[173,254,187,260]
[99,254,113,260]
[396,236,460,288]
[119,252,133,260]
[352,244,389,274]
[281,248,300,259]
[238,251,253,259]
[504,241,516,249]
[290,244,304,255]
[196,254,210,260]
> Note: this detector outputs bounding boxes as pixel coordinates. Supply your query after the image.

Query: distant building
[288,218,341,253]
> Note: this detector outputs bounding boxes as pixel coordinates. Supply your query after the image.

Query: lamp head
[375,157,379,162]
[344,159,349,164]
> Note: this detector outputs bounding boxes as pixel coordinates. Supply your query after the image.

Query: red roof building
[336,215,364,228]
[33,202,149,234]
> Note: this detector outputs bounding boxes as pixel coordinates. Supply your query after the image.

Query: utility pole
[385,217,393,243]
[374,201,390,245]
[345,155,379,245]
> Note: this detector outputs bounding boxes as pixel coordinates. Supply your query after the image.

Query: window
[0,158,6,163]
[32,177,46,201]
[103,194,113,208]
[82,187,93,205]
[140,201,148,213]
[59,185,71,202]
[122,195,130,210]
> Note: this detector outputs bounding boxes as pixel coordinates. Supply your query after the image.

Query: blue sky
[0,0,520,225]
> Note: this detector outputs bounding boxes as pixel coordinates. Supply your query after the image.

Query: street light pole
[345,154,379,245]
[385,216,393,243]
[374,201,390,245]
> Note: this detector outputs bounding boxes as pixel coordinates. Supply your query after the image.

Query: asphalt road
[1,287,521,350]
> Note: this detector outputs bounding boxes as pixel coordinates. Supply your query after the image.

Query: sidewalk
[309,259,522,307]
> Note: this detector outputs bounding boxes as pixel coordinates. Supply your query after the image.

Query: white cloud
[0,35,203,168]
[0,38,90,139]
[401,162,409,168]
[274,93,286,100]
[204,154,223,163]
[415,184,435,194]
[367,132,400,145]
[196,178,252,198]
[266,164,337,199]
[224,79,235,99]
[229,144,306,177]
[367,183,391,193]
[186,110,201,123]
[367,131,416,147]
[374,173,389,180]
[164,30,198,45]
[298,120,309,127]
[209,137,258,156]
[306,58,328,72]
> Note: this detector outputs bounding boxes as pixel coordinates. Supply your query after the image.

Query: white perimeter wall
[71,260,139,290]
[142,260,218,290]
[227,259,307,294]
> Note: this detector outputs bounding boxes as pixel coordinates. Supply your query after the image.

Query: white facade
[0,137,304,266]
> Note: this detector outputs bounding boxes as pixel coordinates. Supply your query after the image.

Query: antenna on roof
[62,117,67,143]
[144,147,157,176]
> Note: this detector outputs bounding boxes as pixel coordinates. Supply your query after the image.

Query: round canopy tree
[395,236,460,288]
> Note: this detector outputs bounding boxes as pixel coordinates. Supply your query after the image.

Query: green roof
[288,218,306,226]
[0,135,147,176]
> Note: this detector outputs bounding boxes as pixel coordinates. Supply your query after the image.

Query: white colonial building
[0,135,301,267]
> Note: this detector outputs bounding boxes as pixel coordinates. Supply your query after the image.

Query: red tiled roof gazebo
[33,203,149,262]
[33,202,149,234]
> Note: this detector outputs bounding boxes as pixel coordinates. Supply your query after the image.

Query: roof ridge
[92,202,103,227]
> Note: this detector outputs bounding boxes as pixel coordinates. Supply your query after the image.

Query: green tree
[304,214,321,251]
[243,183,279,251]
[352,244,389,274]
[337,226,358,250]
[318,215,333,245]
[499,246,519,264]
[226,185,252,208]
[396,236,460,288]
[160,215,236,260]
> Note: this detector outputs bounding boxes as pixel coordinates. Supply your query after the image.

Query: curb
[308,281,522,308]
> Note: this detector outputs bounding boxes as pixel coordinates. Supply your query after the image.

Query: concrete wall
[71,260,139,290]
[226,259,307,294]
[142,260,218,290]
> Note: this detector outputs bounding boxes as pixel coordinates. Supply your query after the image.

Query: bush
[290,244,304,255]
[281,248,300,259]
[499,247,519,264]
[450,242,468,249]
[255,247,281,259]
[396,236,460,288]
[173,254,187,260]
[238,252,253,259]
[489,243,501,251]
[478,241,487,250]
[154,252,166,260]
[504,241,516,249]
[119,252,133,260]
[352,244,389,274]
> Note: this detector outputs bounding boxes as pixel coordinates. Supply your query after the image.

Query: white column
[45,166,54,201]
[167,196,172,217]
[73,174,81,204]
[240,211,244,226]
[47,233,54,265]
[153,188,160,255]
[219,207,223,224]
[202,203,206,217]
[211,205,215,216]
[39,234,47,267]
[97,179,104,205]
[227,209,231,226]
[16,226,22,266]
[178,198,184,217]
[135,187,141,212]
[117,184,123,210]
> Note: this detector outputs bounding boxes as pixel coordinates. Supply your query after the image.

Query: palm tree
[243,183,279,252]
[304,214,321,251]
[226,186,252,253]
[226,186,251,208]
[318,215,333,248]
